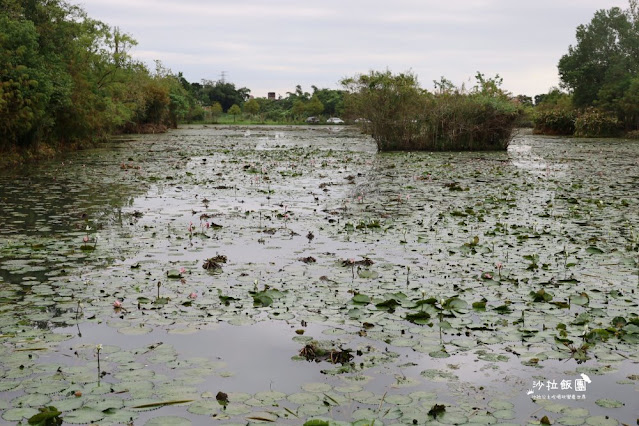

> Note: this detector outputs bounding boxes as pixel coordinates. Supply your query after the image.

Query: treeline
[0,0,204,152]
[0,0,346,158]
[534,1,639,138]
[183,84,345,124]
[341,71,519,151]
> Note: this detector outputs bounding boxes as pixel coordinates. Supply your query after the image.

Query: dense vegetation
[341,71,519,151]
[0,0,197,154]
[535,0,639,137]
[0,0,344,162]
[3,0,639,163]
[183,84,346,124]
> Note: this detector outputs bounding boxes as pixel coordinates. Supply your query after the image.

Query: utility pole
[220,71,227,84]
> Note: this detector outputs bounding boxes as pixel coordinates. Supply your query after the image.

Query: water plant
[27,406,63,426]
[0,126,636,424]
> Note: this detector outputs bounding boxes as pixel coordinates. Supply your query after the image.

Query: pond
[0,125,637,425]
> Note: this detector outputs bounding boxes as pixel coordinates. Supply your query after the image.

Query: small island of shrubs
[341,71,519,152]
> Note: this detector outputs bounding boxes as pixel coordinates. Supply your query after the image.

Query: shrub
[417,93,518,151]
[574,108,621,137]
[342,71,518,151]
[625,130,639,139]
[533,108,576,135]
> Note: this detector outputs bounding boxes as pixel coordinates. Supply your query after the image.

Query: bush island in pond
[574,108,622,137]
[341,70,519,151]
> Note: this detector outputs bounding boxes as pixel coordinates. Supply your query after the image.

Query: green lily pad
[145,416,191,425]
[585,416,620,426]
[187,400,219,415]
[302,383,332,393]
[558,417,586,425]
[288,392,320,404]
[63,407,106,424]
[594,399,624,408]
[2,407,39,422]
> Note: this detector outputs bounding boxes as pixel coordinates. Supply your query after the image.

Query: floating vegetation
[0,126,637,424]
[298,340,355,365]
[202,254,227,270]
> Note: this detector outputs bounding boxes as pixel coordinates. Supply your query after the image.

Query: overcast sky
[79,0,628,98]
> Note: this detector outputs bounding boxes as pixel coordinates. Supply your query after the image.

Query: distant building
[268,92,276,100]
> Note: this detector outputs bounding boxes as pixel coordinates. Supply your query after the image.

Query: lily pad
[145,416,191,425]
[594,399,624,408]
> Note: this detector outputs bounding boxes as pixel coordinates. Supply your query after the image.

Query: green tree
[0,0,200,159]
[342,70,425,149]
[306,95,324,117]
[210,102,223,122]
[291,100,306,120]
[0,16,49,147]
[244,98,260,116]
[558,4,639,111]
[228,104,242,122]
[516,95,534,107]
[312,87,344,116]
[195,80,250,111]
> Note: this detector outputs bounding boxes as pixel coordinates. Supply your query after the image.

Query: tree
[244,98,260,116]
[228,104,242,122]
[312,88,344,116]
[306,95,324,117]
[516,95,534,107]
[291,100,306,119]
[534,88,572,108]
[195,80,250,111]
[341,70,425,149]
[558,4,639,110]
[0,16,49,147]
[210,102,223,123]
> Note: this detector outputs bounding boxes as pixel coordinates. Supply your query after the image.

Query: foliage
[533,88,576,135]
[558,1,639,131]
[306,95,325,117]
[311,87,344,116]
[534,88,573,108]
[0,15,49,147]
[0,0,203,153]
[210,102,223,122]
[189,86,345,124]
[341,70,518,151]
[534,109,576,136]
[28,406,63,426]
[228,104,242,122]
[243,98,260,115]
[341,70,427,150]
[190,80,250,112]
[574,108,621,137]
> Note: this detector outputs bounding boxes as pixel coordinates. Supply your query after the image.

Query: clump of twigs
[203,254,227,270]
[341,257,374,267]
[298,341,354,364]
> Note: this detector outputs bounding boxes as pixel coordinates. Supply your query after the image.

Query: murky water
[0,126,637,425]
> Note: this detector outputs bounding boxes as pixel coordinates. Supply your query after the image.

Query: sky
[78,0,629,98]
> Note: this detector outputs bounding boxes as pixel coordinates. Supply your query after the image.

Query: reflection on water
[0,126,637,424]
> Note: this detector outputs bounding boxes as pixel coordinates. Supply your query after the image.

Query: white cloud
[79,0,630,97]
